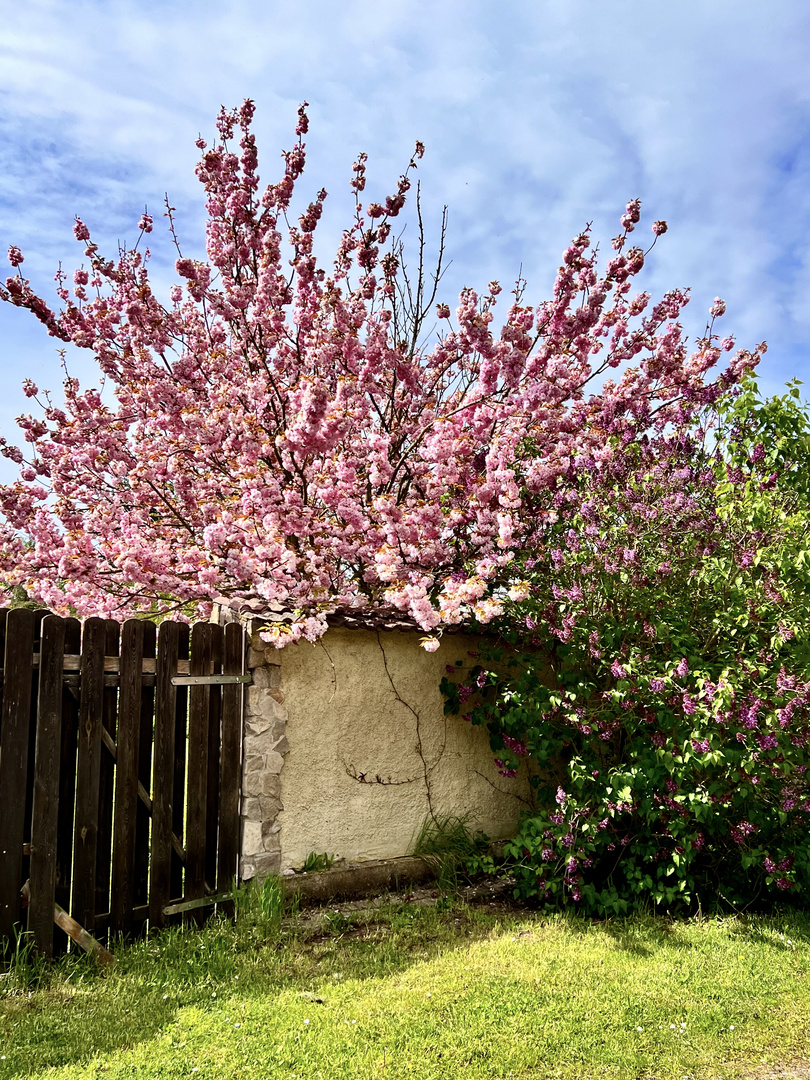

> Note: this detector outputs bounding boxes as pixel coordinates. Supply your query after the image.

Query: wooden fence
[0,608,248,959]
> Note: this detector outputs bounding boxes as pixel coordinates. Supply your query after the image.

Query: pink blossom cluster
[0,102,761,638]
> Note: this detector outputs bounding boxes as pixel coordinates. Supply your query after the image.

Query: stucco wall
[239,625,533,876]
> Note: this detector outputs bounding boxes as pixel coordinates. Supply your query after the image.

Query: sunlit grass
[1,890,809,1079]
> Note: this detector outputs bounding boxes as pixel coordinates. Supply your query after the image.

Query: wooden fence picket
[186,623,211,923]
[0,607,6,735]
[95,621,120,928]
[54,618,81,953]
[133,620,157,934]
[170,625,190,913]
[111,619,145,939]
[205,624,224,897]
[151,621,184,929]
[0,609,38,946]
[27,615,66,956]
[217,622,244,916]
[72,618,107,934]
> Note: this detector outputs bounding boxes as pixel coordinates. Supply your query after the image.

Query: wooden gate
[0,608,248,959]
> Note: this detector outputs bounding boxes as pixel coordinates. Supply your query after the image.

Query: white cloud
[1,0,809,481]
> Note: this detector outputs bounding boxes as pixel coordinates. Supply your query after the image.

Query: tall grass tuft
[411,812,489,891]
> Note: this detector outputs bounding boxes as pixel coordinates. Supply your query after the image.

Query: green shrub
[443,381,810,915]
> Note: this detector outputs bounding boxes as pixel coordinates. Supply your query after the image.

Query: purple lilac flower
[502,734,529,756]
[494,758,517,778]
[730,821,756,844]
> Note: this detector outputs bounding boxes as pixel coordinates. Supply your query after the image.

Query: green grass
[2,889,810,1079]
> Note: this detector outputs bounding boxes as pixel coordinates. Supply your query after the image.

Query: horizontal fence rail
[0,608,247,960]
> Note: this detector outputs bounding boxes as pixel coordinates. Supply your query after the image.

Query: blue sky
[1,0,809,480]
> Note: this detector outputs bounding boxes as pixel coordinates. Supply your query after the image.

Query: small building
[216,602,533,880]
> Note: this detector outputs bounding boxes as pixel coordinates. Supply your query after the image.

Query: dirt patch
[287,877,521,938]
[739,1064,810,1080]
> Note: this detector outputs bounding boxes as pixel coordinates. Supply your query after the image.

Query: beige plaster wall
[275,626,532,871]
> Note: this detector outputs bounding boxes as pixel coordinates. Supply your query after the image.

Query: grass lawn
[1,885,809,1080]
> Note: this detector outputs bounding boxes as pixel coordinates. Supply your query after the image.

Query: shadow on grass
[0,901,525,1077]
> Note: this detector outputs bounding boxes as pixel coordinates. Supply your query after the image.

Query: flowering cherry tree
[0,100,762,642]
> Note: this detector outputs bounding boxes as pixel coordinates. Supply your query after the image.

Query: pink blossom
[0,100,761,636]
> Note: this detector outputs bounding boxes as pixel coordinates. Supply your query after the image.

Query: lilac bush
[442,380,810,914]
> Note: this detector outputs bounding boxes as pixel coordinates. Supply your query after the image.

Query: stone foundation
[239,636,289,880]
